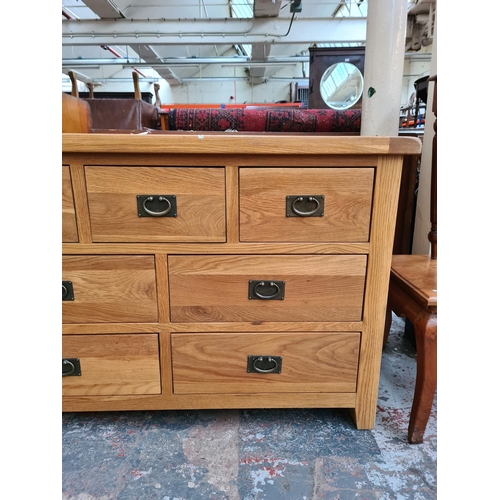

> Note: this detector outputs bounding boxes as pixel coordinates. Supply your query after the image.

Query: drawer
[62,255,158,324]
[239,167,374,242]
[62,334,161,396]
[168,255,366,322]
[171,332,360,394]
[62,166,78,242]
[85,166,226,242]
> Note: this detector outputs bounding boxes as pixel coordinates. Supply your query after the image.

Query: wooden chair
[384,74,437,444]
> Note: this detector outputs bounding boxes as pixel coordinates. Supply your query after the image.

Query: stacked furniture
[65,71,161,132]
[62,133,421,431]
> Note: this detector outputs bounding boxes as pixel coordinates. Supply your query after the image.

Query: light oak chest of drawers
[62,133,421,430]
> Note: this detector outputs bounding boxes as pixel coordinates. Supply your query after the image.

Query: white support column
[360,0,408,136]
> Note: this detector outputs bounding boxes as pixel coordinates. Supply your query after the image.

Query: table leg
[408,310,437,444]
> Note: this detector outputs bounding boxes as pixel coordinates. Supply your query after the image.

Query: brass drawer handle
[292,196,320,216]
[62,358,81,377]
[248,280,285,300]
[62,281,74,301]
[255,281,280,299]
[286,195,324,217]
[143,195,172,216]
[247,355,282,374]
[137,195,177,217]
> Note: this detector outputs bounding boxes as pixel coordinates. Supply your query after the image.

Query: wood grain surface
[240,167,374,242]
[62,321,363,335]
[62,242,370,255]
[62,334,161,396]
[63,133,422,156]
[353,155,403,429]
[168,255,367,323]
[62,255,158,323]
[85,166,226,242]
[390,255,437,310]
[62,392,357,412]
[171,332,360,394]
[62,166,78,243]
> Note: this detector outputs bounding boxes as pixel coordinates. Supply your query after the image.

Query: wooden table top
[390,255,437,311]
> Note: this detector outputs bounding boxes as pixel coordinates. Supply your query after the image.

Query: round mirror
[319,62,364,110]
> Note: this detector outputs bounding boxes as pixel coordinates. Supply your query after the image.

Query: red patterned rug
[166,108,361,133]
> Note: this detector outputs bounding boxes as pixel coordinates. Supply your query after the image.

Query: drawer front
[239,167,374,242]
[62,166,78,243]
[62,255,158,324]
[62,334,161,396]
[168,255,366,323]
[172,332,360,394]
[85,166,226,242]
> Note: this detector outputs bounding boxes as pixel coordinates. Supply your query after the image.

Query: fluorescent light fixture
[64,70,93,83]
[220,62,301,68]
[61,57,309,67]
[178,77,309,83]
[62,65,101,69]
[91,78,157,83]
[179,77,250,82]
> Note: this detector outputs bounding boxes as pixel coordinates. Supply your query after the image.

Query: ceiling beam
[82,0,126,19]
[251,0,283,81]
[248,43,272,82]
[62,17,366,45]
[254,0,282,18]
[128,43,183,84]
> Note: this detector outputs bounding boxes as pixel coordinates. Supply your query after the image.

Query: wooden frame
[62,133,421,430]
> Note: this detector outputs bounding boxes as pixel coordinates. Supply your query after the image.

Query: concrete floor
[62,315,437,500]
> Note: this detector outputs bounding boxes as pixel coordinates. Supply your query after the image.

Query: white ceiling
[62,0,435,87]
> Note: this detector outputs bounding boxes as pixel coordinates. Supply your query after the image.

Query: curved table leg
[408,310,437,444]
